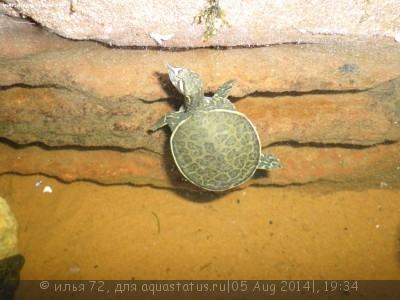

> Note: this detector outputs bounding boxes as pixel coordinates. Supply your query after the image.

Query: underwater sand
[0,174,399,280]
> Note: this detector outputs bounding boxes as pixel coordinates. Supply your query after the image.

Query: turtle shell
[170,109,261,191]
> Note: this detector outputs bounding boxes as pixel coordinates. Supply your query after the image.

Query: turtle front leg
[150,115,169,131]
[258,153,282,170]
[150,110,185,132]
[211,80,236,110]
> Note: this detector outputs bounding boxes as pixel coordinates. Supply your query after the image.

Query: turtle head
[166,64,204,111]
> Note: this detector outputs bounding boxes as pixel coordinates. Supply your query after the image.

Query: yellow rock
[0,196,18,260]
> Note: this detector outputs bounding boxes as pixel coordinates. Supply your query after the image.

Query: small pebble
[42,186,53,193]
[380,181,389,188]
[395,33,400,43]
[34,180,43,187]
[150,33,174,45]
[70,264,80,273]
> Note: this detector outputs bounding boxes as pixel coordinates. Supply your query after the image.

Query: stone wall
[1,0,399,46]
[0,2,399,191]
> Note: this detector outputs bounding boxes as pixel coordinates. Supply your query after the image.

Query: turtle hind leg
[258,153,282,170]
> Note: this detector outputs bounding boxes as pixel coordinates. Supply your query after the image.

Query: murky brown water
[0,173,399,280]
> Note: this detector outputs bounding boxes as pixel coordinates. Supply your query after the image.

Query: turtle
[150,64,281,191]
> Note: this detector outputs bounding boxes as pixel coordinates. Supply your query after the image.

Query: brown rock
[0,87,165,151]
[0,142,173,188]
[0,195,19,260]
[1,15,400,100]
[1,79,399,152]
[0,141,399,190]
[263,142,400,189]
[236,78,400,146]
[2,41,400,100]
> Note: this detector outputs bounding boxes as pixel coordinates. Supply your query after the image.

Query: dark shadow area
[100,39,314,52]
[252,168,271,180]
[0,83,66,91]
[154,71,182,107]
[172,188,227,203]
[268,139,397,150]
[396,225,400,268]
[225,87,370,105]
[0,136,147,153]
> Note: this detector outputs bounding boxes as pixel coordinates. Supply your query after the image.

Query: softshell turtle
[151,65,281,191]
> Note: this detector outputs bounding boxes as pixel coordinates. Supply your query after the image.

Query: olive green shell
[171,109,261,191]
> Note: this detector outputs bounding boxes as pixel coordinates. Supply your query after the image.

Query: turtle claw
[258,153,282,170]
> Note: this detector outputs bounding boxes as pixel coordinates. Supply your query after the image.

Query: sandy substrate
[0,174,399,280]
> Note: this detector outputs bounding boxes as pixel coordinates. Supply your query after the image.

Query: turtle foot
[258,153,282,170]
